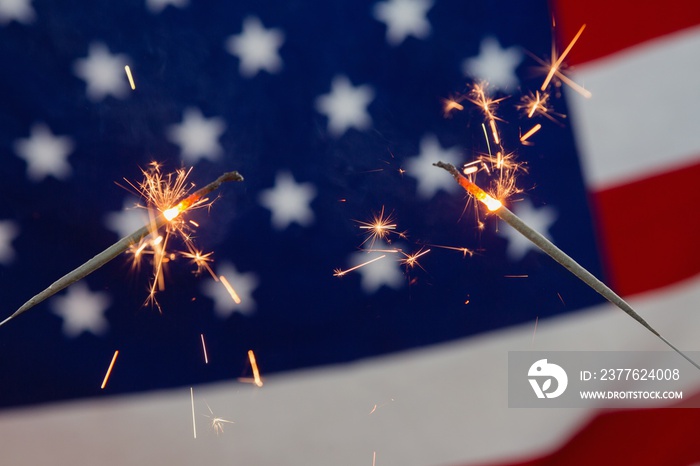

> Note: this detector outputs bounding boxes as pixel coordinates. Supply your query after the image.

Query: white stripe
[2,277,700,465]
[566,25,700,190]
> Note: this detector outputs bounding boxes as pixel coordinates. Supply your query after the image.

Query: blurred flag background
[1,0,700,464]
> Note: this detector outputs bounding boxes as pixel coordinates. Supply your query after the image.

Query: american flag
[1,0,700,464]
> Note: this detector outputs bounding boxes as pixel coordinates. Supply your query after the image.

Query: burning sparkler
[0,168,243,328]
[434,161,700,370]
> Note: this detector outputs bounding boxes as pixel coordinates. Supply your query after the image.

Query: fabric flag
[0,0,699,465]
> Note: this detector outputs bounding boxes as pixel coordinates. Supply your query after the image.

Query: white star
[405,134,462,199]
[346,243,404,293]
[225,16,284,78]
[0,220,19,265]
[51,282,111,338]
[462,36,523,93]
[498,198,557,261]
[315,75,374,137]
[73,42,131,101]
[167,107,226,164]
[201,262,258,318]
[0,0,35,24]
[13,123,74,182]
[104,198,148,239]
[259,171,316,230]
[373,0,433,46]
[145,0,188,14]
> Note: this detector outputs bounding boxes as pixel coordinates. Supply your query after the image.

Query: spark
[204,402,234,435]
[181,248,216,279]
[369,404,378,414]
[200,334,209,364]
[373,451,377,466]
[399,248,431,270]
[124,65,136,90]
[190,387,197,439]
[356,207,404,247]
[434,161,700,371]
[541,24,586,92]
[333,255,387,277]
[100,350,119,389]
[219,275,241,304]
[557,292,566,305]
[520,124,542,143]
[248,350,264,387]
[0,169,243,327]
[442,97,464,116]
[532,24,591,98]
[468,83,507,144]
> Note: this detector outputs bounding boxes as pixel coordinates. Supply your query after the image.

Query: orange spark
[248,350,263,387]
[442,97,465,116]
[356,207,402,247]
[400,248,431,270]
[100,350,119,389]
[426,244,474,258]
[542,24,586,91]
[219,275,241,304]
[333,254,387,277]
[124,65,136,90]
[200,334,209,364]
[520,124,542,143]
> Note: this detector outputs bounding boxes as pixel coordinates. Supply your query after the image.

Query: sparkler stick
[434,161,700,370]
[0,170,243,328]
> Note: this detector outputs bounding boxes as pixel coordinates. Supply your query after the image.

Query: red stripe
[591,160,700,296]
[551,0,700,65]
[468,392,700,466]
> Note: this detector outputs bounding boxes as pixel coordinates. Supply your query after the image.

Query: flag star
[51,282,111,338]
[405,134,462,199]
[315,75,374,137]
[73,42,131,101]
[259,171,316,230]
[201,262,258,318]
[498,198,557,261]
[145,0,188,14]
[167,107,226,164]
[0,0,35,24]
[462,36,523,93]
[225,16,284,77]
[0,220,19,265]
[346,243,404,293]
[373,0,433,46]
[13,123,74,182]
[104,198,148,239]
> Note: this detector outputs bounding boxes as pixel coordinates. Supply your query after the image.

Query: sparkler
[0,169,243,328]
[434,161,700,370]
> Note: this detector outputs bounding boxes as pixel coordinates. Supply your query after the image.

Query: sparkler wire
[434,161,700,370]
[0,171,243,328]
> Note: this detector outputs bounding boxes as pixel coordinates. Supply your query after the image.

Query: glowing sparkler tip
[163,205,182,221]
[482,195,502,212]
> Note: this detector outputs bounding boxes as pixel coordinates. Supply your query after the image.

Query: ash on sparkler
[434,161,700,370]
[0,168,243,328]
